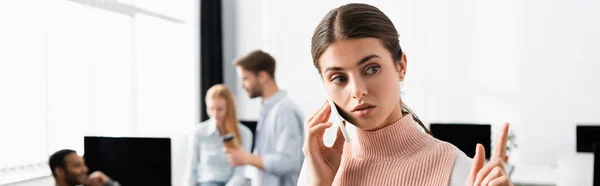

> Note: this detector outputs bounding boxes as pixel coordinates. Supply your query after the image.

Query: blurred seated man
[49,149,120,186]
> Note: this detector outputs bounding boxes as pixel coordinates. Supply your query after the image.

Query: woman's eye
[331,75,348,84]
[365,66,380,75]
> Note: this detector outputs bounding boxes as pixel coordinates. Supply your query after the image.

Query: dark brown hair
[311,3,431,134]
[233,50,276,79]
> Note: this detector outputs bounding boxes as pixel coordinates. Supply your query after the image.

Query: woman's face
[206,97,227,125]
[318,38,407,131]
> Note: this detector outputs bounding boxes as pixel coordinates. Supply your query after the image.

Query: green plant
[506,131,517,153]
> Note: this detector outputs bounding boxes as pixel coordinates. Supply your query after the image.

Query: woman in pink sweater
[301,3,513,186]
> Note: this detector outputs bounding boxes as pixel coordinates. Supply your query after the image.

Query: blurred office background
[1,0,600,185]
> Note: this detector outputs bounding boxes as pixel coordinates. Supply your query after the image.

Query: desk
[511,164,557,186]
[247,156,592,186]
[556,153,594,186]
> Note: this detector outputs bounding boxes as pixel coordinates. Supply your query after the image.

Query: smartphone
[325,97,351,142]
[222,133,239,148]
[319,75,351,142]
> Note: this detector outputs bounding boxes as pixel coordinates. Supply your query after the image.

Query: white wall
[1,0,199,185]
[229,0,266,120]
[222,0,239,99]
[226,0,600,169]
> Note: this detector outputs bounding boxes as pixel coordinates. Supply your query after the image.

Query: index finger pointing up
[492,122,510,160]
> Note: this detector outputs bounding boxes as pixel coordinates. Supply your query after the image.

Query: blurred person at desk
[184,84,253,186]
[49,149,120,186]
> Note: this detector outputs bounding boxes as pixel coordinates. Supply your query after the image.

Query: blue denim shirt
[254,90,305,186]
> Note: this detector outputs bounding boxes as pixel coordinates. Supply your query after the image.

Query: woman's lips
[352,106,375,117]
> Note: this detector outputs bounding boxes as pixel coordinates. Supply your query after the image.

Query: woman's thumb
[467,144,485,185]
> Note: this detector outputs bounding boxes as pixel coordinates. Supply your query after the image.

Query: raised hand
[466,123,513,186]
[84,171,111,186]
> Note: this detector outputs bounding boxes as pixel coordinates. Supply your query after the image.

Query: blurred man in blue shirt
[225,50,304,186]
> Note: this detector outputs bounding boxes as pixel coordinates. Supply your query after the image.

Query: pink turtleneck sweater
[298,114,472,186]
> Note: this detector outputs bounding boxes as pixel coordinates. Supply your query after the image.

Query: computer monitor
[576,125,600,153]
[594,143,599,186]
[240,120,257,152]
[84,136,171,186]
[430,123,491,159]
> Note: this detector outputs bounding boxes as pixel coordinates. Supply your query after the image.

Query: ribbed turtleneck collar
[351,114,431,161]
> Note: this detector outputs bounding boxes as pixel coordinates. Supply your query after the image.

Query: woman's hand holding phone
[303,101,347,186]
